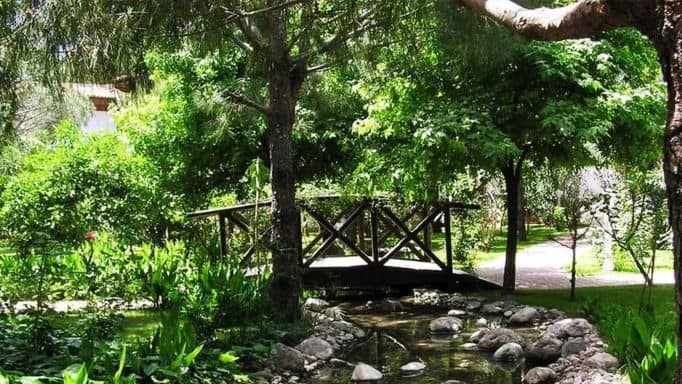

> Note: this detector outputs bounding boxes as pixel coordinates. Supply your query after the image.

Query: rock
[460,342,478,351]
[465,301,481,311]
[442,381,468,384]
[469,328,488,343]
[492,342,524,361]
[509,307,539,324]
[303,298,330,312]
[399,361,426,374]
[477,328,524,351]
[272,343,308,372]
[547,318,593,338]
[480,303,504,315]
[561,339,587,357]
[374,298,404,313]
[503,310,513,317]
[525,367,557,384]
[351,363,383,382]
[353,329,367,339]
[448,309,466,317]
[296,337,334,360]
[329,358,354,368]
[475,318,488,327]
[527,336,563,363]
[429,317,463,334]
[588,352,619,371]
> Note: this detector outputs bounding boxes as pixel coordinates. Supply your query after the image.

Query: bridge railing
[186,196,480,273]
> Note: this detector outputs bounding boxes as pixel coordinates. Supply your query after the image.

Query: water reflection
[310,308,526,384]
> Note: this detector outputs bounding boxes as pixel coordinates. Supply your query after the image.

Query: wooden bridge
[187,196,499,292]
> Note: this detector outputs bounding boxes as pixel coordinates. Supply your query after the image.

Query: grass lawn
[564,248,675,277]
[480,284,676,317]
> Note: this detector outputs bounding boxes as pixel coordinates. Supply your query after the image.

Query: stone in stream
[429,317,463,334]
[546,318,593,338]
[587,352,619,371]
[527,336,562,363]
[525,367,557,384]
[351,363,383,382]
[477,328,524,351]
[509,307,539,324]
[475,317,488,327]
[272,343,309,372]
[374,298,405,313]
[492,342,524,361]
[448,309,466,317]
[399,361,426,375]
[469,328,488,343]
[295,337,334,360]
[561,338,587,357]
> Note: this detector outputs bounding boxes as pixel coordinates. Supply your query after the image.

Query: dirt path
[475,236,674,289]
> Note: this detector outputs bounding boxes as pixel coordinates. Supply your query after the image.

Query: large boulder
[477,328,524,351]
[272,343,309,372]
[296,337,334,360]
[527,336,563,363]
[469,328,488,343]
[509,307,539,324]
[351,363,383,382]
[429,317,463,334]
[525,367,557,384]
[480,302,504,315]
[546,318,593,339]
[492,342,524,361]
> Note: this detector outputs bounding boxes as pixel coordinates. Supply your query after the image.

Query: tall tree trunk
[518,177,527,241]
[659,2,682,378]
[502,161,522,293]
[267,61,304,322]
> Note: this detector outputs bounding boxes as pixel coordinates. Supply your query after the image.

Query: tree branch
[226,92,269,115]
[459,0,630,41]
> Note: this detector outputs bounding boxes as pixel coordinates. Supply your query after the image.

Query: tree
[459,0,682,378]
[553,169,596,301]
[5,0,428,321]
[350,11,662,292]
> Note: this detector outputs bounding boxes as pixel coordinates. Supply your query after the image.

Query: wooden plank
[376,212,427,261]
[240,227,272,267]
[304,202,367,265]
[370,206,379,263]
[378,206,448,271]
[227,212,250,233]
[302,202,372,266]
[218,214,227,262]
[444,207,453,273]
[301,204,357,256]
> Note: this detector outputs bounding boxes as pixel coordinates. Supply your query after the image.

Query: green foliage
[114,48,262,207]
[0,120,173,254]
[585,303,677,384]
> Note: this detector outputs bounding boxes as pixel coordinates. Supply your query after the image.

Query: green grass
[480,284,675,317]
[563,248,604,277]
[615,249,674,272]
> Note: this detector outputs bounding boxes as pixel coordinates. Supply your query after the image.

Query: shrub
[0,120,174,254]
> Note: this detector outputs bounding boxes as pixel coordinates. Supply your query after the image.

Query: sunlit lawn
[481,284,675,317]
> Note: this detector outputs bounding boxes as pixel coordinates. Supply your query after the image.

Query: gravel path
[475,236,674,289]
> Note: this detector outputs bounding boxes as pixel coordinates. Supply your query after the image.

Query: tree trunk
[267,62,304,322]
[502,161,522,293]
[659,2,682,378]
[570,228,577,301]
[518,177,527,241]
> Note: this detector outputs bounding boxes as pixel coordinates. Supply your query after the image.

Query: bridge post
[444,206,453,274]
[218,213,227,263]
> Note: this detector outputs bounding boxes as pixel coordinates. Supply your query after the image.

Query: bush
[0,120,175,254]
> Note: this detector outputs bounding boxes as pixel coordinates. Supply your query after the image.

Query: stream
[308,300,537,384]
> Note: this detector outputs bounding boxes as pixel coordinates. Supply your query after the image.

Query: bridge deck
[304,256,499,292]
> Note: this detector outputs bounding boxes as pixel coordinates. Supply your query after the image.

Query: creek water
[309,300,535,384]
